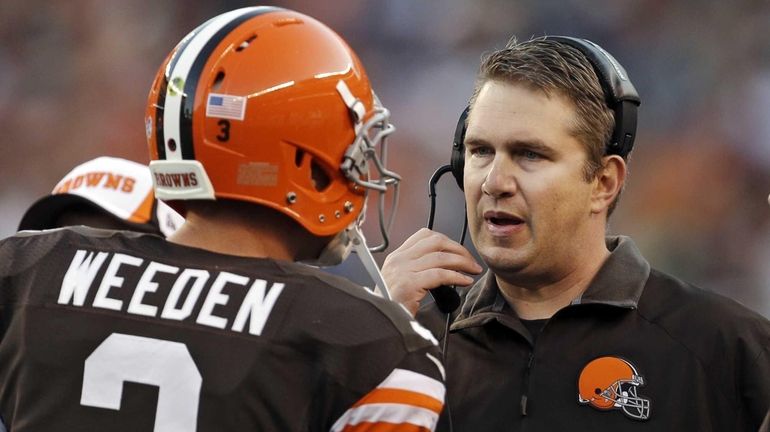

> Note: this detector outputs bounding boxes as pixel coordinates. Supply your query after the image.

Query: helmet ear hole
[211,71,225,91]
[311,159,331,192]
[235,34,257,52]
[295,149,305,167]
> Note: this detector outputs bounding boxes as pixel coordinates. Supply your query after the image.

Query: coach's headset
[428,36,641,314]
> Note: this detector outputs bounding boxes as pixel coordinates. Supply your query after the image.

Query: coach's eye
[524,150,540,160]
[469,147,493,157]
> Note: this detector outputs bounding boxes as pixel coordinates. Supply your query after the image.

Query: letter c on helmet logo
[577,356,651,421]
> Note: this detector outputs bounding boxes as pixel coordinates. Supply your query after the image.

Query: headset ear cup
[610,101,637,157]
[451,107,470,190]
[542,36,640,158]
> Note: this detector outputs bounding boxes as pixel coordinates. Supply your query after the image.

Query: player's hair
[469,37,622,215]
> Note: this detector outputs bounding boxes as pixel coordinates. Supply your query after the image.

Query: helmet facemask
[612,379,651,420]
[339,88,400,253]
[304,83,400,299]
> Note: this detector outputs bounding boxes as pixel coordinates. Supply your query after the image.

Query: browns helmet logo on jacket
[578,356,651,421]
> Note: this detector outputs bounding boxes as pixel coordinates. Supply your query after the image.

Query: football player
[0,7,444,431]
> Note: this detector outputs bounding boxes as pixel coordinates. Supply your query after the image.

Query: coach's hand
[382,228,483,316]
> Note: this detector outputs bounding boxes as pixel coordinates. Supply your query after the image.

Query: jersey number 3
[81,333,202,432]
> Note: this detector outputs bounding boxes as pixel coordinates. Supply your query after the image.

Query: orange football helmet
[145,6,399,262]
[578,356,650,420]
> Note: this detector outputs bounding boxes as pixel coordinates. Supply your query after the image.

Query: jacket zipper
[521,351,534,416]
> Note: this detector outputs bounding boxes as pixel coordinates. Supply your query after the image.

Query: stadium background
[0,0,768,317]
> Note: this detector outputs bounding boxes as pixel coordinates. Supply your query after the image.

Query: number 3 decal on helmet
[578,356,651,421]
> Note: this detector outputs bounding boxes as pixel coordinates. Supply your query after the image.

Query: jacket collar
[451,236,650,331]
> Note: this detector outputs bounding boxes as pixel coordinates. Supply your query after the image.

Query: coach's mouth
[483,210,525,235]
[484,210,523,224]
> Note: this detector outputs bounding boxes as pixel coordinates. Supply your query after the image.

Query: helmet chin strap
[348,225,391,300]
[301,222,391,300]
[303,225,354,267]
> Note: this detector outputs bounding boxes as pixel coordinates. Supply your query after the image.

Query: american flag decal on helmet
[206,93,246,120]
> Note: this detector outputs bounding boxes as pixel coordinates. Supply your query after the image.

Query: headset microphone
[426,165,464,314]
[426,164,464,432]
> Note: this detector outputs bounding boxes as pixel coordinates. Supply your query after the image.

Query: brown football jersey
[0,227,444,431]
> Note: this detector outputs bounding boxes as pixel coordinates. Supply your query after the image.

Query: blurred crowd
[1,0,768,316]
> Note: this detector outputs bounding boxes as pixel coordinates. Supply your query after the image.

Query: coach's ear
[590,155,626,214]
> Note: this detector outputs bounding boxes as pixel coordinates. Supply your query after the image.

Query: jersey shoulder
[272,260,439,354]
[1,227,156,276]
